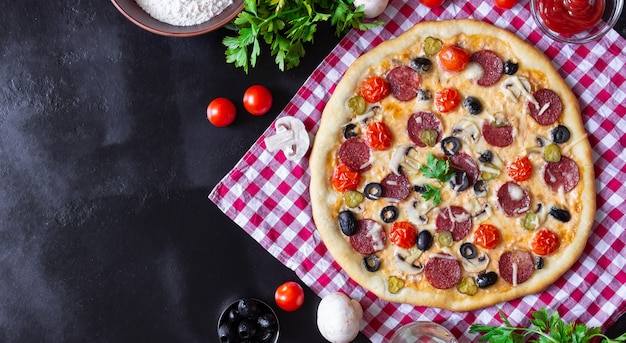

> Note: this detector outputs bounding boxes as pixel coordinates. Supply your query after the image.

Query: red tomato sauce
[536,0,605,35]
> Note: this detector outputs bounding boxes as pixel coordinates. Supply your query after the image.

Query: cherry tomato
[508,156,533,182]
[360,75,390,103]
[389,221,417,249]
[274,281,305,312]
[207,97,237,127]
[331,164,361,192]
[243,85,273,116]
[531,229,560,255]
[434,88,461,113]
[437,45,470,73]
[474,224,501,249]
[364,121,392,150]
[420,0,445,7]
[494,0,519,9]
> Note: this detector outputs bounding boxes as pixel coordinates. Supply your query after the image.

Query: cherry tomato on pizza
[331,164,361,192]
[389,221,417,249]
[243,85,273,116]
[420,0,445,8]
[474,224,501,249]
[437,45,470,72]
[275,281,305,312]
[434,88,461,113]
[508,156,533,182]
[364,121,392,150]
[494,0,519,9]
[360,75,390,103]
[207,97,237,127]
[531,229,560,255]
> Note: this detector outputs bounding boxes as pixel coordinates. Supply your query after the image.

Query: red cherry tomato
[508,156,533,182]
[531,229,560,255]
[434,88,461,113]
[243,85,273,116]
[389,221,417,249]
[331,164,361,192]
[207,98,237,127]
[437,45,470,73]
[274,281,304,312]
[474,224,501,249]
[360,75,390,103]
[494,0,519,9]
[364,121,393,150]
[420,0,445,7]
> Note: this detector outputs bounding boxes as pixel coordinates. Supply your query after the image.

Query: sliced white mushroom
[501,76,538,108]
[350,105,382,125]
[406,199,433,225]
[451,120,481,144]
[395,247,424,274]
[353,0,389,18]
[265,117,310,161]
[390,146,421,175]
[461,253,490,273]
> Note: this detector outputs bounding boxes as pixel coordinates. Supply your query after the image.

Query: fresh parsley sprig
[418,153,454,206]
[222,0,383,73]
[469,308,626,343]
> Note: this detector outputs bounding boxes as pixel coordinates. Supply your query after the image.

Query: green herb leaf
[421,184,443,206]
[419,153,455,183]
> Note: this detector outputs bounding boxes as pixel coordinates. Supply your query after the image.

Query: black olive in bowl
[218,298,279,343]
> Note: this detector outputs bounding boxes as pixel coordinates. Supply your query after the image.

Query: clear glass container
[389,321,457,343]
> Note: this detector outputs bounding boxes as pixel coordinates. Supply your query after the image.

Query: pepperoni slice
[482,122,513,147]
[425,254,461,289]
[435,206,471,241]
[337,138,371,172]
[528,89,563,125]
[543,156,580,193]
[449,152,480,184]
[470,50,504,87]
[349,219,386,255]
[407,111,442,147]
[381,173,410,201]
[497,181,531,217]
[387,66,421,101]
[498,250,534,285]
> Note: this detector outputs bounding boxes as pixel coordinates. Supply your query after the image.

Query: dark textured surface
[0,1,624,342]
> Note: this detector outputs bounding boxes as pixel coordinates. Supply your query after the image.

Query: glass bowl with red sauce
[530,0,623,43]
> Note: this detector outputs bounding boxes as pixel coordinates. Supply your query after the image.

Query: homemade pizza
[309,19,595,311]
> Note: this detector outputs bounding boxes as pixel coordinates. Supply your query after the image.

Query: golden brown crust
[309,19,595,311]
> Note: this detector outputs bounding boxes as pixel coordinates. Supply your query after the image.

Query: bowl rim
[110,0,244,37]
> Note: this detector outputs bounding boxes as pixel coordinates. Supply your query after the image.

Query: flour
[135,0,234,26]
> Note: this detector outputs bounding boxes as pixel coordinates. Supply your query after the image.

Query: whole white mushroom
[317,292,363,343]
[353,0,390,18]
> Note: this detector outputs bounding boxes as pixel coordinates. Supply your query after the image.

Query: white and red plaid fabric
[209,0,626,340]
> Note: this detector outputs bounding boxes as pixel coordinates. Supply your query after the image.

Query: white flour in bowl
[135,0,234,26]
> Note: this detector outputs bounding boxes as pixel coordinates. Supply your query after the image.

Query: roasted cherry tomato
[532,229,560,255]
[331,164,361,192]
[474,224,501,249]
[243,85,273,116]
[274,281,304,312]
[494,0,519,9]
[420,0,445,7]
[207,97,237,127]
[508,156,533,182]
[360,75,390,103]
[364,121,392,150]
[389,221,417,249]
[434,88,461,113]
[437,45,470,73]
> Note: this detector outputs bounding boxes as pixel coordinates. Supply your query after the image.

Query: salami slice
[528,89,562,125]
[349,219,386,255]
[498,250,534,285]
[543,156,580,193]
[482,122,513,147]
[407,111,442,147]
[470,50,504,87]
[338,138,371,172]
[381,173,410,201]
[497,181,531,216]
[387,66,421,101]
[435,206,471,241]
[425,254,462,289]
[449,152,480,184]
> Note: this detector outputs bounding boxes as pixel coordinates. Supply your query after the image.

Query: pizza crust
[309,19,595,311]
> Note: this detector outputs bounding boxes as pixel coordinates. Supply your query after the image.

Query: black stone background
[0,1,624,342]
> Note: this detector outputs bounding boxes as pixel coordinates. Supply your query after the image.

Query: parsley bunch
[418,153,454,206]
[222,0,382,73]
[470,308,626,343]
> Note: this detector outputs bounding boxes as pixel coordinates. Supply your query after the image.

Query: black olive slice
[549,206,571,222]
[364,183,383,200]
[478,150,493,163]
[414,184,428,194]
[441,136,461,156]
[343,123,358,139]
[535,203,543,213]
[417,89,432,101]
[463,96,483,115]
[338,210,358,236]
[460,242,477,259]
[416,230,433,251]
[450,171,470,192]
[534,256,545,270]
[363,255,380,272]
[503,60,519,75]
[473,180,487,197]
[380,205,399,223]
[409,57,433,73]
[476,271,498,288]
[551,125,571,144]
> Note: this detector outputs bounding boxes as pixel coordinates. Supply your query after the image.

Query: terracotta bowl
[111,0,244,37]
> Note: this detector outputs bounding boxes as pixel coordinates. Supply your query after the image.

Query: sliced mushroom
[395,248,424,274]
[451,119,481,144]
[406,199,433,225]
[501,76,539,108]
[351,105,382,125]
[461,252,490,273]
[265,117,310,161]
[390,146,421,175]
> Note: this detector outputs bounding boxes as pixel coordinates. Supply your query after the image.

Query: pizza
[309,19,595,311]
